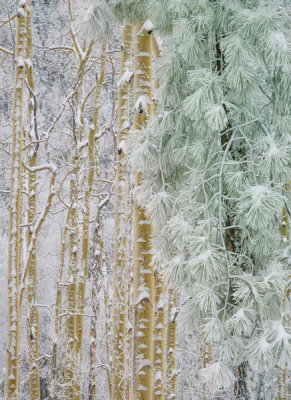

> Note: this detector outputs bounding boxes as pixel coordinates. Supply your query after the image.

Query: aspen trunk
[112,23,133,400]
[104,266,113,398]
[53,193,75,399]
[53,21,95,396]
[126,188,134,400]
[53,227,66,398]
[278,204,289,400]
[88,164,104,400]
[87,45,107,400]
[202,332,211,400]
[152,35,166,400]
[75,44,106,400]
[132,22,154,400]
[153,268,165,400]
[26,157,41,400]
[25,2,41,398]
[62,10,94,396]
[65,153,80,400]
[165,289,177,400]
[6,2,27,399]
[88,223,103,400]
[123,169,135,400]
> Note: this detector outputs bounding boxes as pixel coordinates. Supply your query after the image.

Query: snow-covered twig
[20,166,57,306]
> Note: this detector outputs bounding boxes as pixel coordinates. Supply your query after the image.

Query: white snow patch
[137,385,148,391]
[118,69,134,88]
[118,140,127,154]
[270,31,288,51]
[134,95,151,116]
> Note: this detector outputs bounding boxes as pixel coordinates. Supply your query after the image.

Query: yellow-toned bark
[6,2,27,398]
[76,44,106,354]
[165,289,177,400]
[26,158,41,400]
[152,35,166,400]
[76,44,106,400]
[88,78,107,397]
[53,182,74,399]
[132,22,154,400]
[88,223,103,400]
[202,332,211,400]
[112,23,133,400]
[65,154,80,400]
[104,270,113,398]
[278,205,290,400]
[153,268,165,400]
[25,2,41,398]
[56,8,96,397]
[53,217,68,398]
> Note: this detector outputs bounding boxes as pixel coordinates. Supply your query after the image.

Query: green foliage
[130,0,291,396]
[109,0,148,22]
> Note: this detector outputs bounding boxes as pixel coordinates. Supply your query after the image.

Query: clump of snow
[270,31,288,51]
[117,69,134,88]
[117,140,127,155]
[201,362,235,390]
[134,95,151,116]
[138,19,154,36]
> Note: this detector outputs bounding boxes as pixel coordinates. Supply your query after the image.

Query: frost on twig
[76,0,114,43]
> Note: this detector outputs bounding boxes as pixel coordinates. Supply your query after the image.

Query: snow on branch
[20,167,57,306]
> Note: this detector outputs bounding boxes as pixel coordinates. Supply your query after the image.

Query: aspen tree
[54,168,80,400]
[64,79,88,400]
[54,177,79,398]
[53,4,102,391]
[112,23,133,400]
[103,267,113,398]
[126,189,134,400]
[153,266,165,400]
[76,43,107,400]
[65,99,83,400]
[132,21,154,400]
[165,289,177,400]
[278,203,290,400]
[152,35,166,400]
[63,4,96,397]
[88,163,108,400]
[87,45,107,400]
[6,1,27,398]
[65,153,80,400]
[64,5,82,396]
[202,333,211,400]
[25,1,41,398]
[88,219,103,400]
[53,214,68,398]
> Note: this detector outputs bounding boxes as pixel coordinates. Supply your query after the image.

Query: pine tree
[134,1,291,398]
